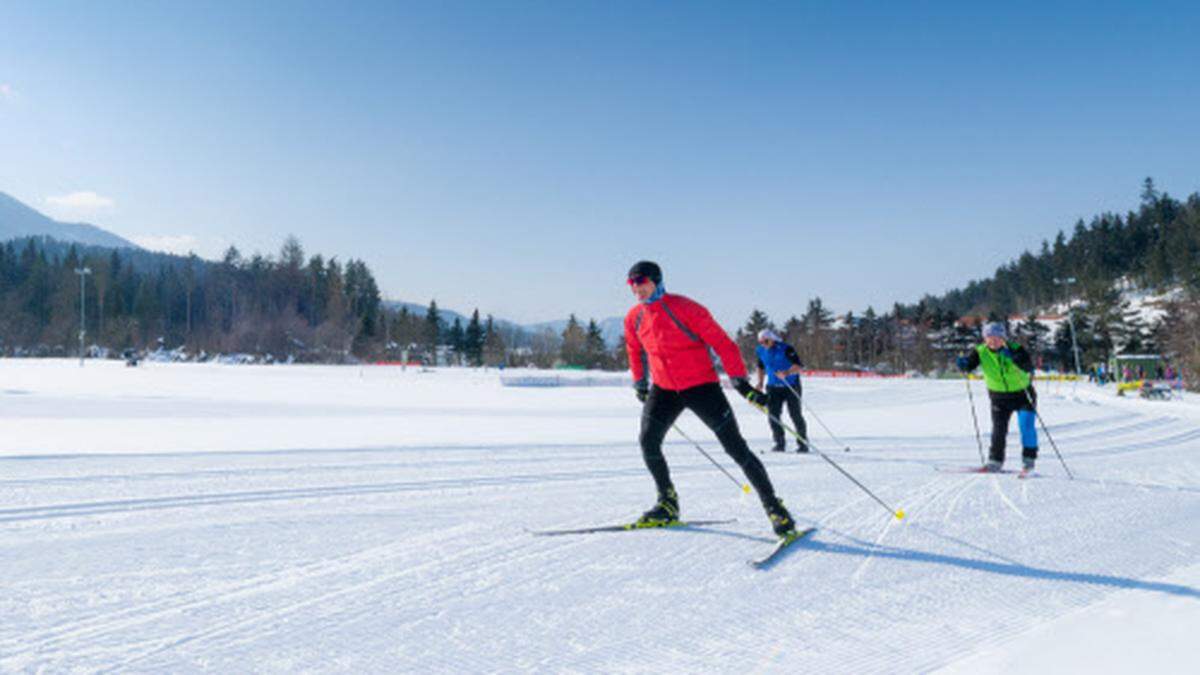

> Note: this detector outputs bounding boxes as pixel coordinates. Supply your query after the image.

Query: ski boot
[770,441,786,453]
[1023,457,1036,472]
[796,441,809,454]
[636,488,679,527]
[764,498,796,537]
[981,460,1003,473]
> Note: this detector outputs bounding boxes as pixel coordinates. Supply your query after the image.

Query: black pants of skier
[767,384,808,450]
[640,382,779,506]
[989,387,1038,464]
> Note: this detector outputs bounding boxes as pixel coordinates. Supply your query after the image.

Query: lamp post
[75,267,92,367]
[1054,277,1083,378]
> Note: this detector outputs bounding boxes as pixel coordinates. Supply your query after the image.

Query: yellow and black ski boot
[765,498,796,537]
[635,488,679,527]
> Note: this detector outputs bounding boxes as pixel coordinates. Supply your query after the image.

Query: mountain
[524,316,624,346]
[384,301,472,327]
[0,191,139,249]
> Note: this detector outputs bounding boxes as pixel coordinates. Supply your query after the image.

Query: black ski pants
[767,384,808,450]
[989,387,1038,464]
[639,382,779,506]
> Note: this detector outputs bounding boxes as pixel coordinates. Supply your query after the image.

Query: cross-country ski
[750,527,818,569]
[530,519,736,537]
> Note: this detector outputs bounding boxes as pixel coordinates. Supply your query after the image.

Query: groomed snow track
[1,363,1197,672]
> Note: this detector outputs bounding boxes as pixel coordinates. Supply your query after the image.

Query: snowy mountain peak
[0,191,138,249]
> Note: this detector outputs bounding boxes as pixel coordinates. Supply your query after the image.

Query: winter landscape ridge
[1,360,1197,672]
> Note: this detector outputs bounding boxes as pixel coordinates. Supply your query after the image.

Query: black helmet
[627,260,662,285]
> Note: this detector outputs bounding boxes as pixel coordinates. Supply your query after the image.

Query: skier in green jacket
[957,322,1039,473]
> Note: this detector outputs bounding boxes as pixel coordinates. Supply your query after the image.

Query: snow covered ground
[1,360,1198,672]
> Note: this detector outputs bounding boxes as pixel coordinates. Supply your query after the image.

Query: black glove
[634,381,649,403]
[956,356,970,372]
[731,378,768,406]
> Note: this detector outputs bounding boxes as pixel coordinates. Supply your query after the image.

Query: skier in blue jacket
[755,330,810,452]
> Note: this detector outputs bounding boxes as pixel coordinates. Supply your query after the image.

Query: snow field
[1,360,1198,672]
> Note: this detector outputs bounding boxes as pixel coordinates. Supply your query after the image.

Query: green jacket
[964,342,1033,393]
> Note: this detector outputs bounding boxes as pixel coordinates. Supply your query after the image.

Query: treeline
[6,179,1198,381]
[734,298,970,376]
[388,301,511,367]
[412,309,625,370]
[0,235,391,361]
[733,294,1164,377]
[0,234,615,368]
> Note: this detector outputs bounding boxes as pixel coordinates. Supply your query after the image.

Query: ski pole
[670,422,753,494]
[749,400,904,520]
[1023,389,1074,480]
[963,374,986,466]
[779,379,851,452]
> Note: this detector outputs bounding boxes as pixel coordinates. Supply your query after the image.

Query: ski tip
[749,527,817,569]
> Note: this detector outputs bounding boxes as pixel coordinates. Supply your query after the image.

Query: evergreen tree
[739,309,774,364]
[1014,313,1050,359]
[483,315,506,367]
[464,309,484,366]
[423,300,442,364]
[799,297,835,367]
[560,314,588,367]
[446,318,465,364]
[1141,177,1160,206]
[585,319,607,369]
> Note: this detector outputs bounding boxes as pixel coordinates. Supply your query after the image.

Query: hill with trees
[735,180,1200,386]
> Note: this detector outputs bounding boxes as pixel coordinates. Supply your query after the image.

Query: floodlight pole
[1055,277,1083,378]
[75,267,92,367]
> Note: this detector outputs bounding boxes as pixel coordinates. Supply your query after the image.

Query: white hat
[757,329,781,342]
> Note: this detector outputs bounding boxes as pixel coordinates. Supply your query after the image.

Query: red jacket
[625,293,747,392]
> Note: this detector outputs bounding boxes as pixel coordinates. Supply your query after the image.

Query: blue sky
[1,1,1197,326]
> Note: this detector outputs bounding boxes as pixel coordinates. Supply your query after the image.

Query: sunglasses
[627,275,651,286]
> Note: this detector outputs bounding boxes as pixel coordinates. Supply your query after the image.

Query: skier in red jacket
[624,261,796,536]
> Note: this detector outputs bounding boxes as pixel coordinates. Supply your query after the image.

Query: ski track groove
[0,459,745,525]
[988,475,1029,520]
[7,520,585,671]
[94,532,577,672]
[3,528,482,660]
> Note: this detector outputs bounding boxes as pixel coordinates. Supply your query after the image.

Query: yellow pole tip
[896,509,906,520]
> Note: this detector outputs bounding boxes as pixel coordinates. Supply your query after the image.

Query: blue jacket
[756,342,803,388]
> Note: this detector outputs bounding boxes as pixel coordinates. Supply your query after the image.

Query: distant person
[956,322,1039,473]
[623,260,797,537]
[754,329,810,453]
